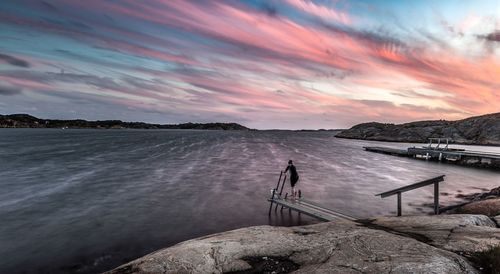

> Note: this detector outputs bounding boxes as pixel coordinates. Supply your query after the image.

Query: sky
[0,0,499,129]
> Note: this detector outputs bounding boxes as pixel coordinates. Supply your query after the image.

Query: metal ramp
[268,196,356,221]
[268,171,357,222]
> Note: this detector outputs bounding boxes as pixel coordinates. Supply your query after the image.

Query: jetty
[268,172,356,221]
[364,146,408,156]
[268,196,356,221]
[364,138,500,169]
[267,172,452,221]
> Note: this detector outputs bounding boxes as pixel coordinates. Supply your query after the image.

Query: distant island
[336,112,500,145]
[0,114,250,130]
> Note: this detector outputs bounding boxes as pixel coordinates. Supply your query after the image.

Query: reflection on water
[0,129,498,273]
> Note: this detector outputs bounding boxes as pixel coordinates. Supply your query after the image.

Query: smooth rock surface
[447,198,500,217]
[106,220,477,274]
[371,214,500,253]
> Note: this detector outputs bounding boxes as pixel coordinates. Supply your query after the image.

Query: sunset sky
[0,0,499,129]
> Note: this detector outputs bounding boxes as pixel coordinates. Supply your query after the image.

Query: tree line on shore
[0,114,250,130]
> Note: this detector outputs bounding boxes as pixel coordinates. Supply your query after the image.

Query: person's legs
[291,177,299,199]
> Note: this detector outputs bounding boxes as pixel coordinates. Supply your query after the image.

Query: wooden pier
[364,139,500,169]
[268,171,356,222]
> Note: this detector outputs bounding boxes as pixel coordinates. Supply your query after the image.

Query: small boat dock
[364,146,408,156]
[268,196,356,221]
[364,138,500,169]
[268,171,357,222]
[267,172,450,222]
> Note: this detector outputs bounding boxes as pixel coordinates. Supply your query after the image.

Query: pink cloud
[285,0,350,24]
[2,0,499,128]
[0,76,52,90]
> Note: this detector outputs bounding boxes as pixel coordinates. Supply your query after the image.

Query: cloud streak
[0,53,30,68]
[0,0,498,128]
[0,85,22,96]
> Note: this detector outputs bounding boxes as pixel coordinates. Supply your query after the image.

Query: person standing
[284,160,299,198]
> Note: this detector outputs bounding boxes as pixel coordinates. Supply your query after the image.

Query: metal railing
[427,138,453,150]
[375,175,446,216]
[268,171,287,215]
[267,171,357,221]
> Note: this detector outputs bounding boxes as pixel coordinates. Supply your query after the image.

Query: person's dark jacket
[285,164,299,185]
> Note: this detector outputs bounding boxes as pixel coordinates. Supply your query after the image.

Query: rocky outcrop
[335,112,500,145]
[444,186,500,216]
[370,215,500,254]
[456,186,500,202]
[447,198,500,217]
[0,114,251,130]
[107,220,478,274]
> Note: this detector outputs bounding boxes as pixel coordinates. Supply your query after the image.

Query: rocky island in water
[0,114,250,130]
[335,112,500,146]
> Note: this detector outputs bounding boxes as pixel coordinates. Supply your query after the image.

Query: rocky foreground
[444,186,500,217]
[106,186,500,273]
[108,217,483,274]
[107,195,500,274]
[335,112,500,145]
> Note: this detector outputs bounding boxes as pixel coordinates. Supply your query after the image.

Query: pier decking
[268,196,356,221]
[407,147,500,162]
[364,142,500,169]
[364,146,408,156]
[267,172,455,221]
[268,171,357,222]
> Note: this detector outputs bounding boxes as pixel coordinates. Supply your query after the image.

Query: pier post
[280,193,288,211]
[271,172,283,213]
[434,182,439,215]
[397,192,402,216]
[376,175,445,217]
[268,189,275,215]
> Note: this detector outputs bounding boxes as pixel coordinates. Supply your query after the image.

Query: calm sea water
[1,129,499,273]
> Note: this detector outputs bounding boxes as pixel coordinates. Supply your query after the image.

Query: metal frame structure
[375,175,446,216]
[268,171,356,221]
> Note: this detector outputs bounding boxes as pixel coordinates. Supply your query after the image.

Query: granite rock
[106,220,477,274]
[371,214,500,254]
[446,198,500,217]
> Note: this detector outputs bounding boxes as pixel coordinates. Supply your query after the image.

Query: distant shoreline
[0,114,251,131]
[0,113,348,131]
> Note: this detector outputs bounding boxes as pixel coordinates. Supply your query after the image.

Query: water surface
[1,129,498,273]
